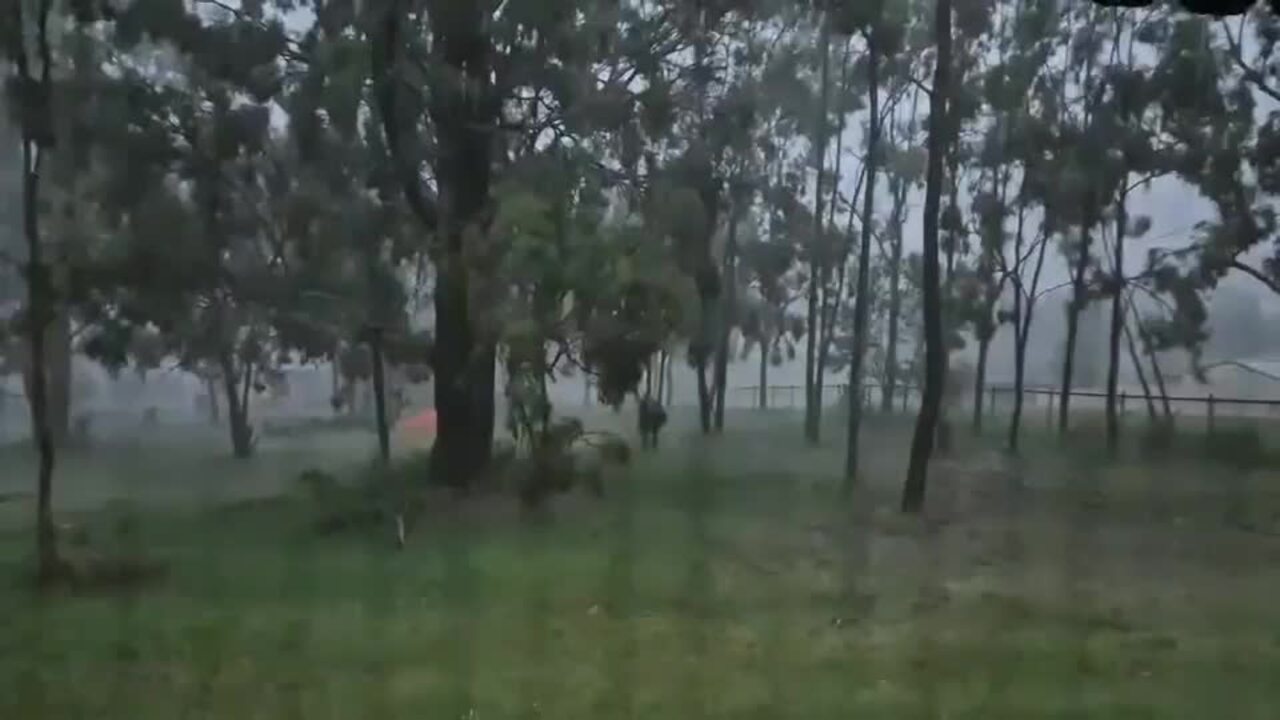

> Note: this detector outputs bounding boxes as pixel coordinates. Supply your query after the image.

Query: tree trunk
[881,176,908,415]
[713,202,740,433]
[758,339,768,409]
[22,133,59,582]
[370,329,391,465]
[903,0,951,514]
[666,351,675,406]
[1009,316,1029,453]
[814,45,854,436]
[1059,213,1093,436]
[972,336,990,432]
[1105,190,1127,455]
[219,354,255,459]
[45,309,70,446]
[845,29,880,490]
[1122,302,1157,422]
[206,376,220,424]
[1008,209,1048,455]
[697,359,713,433]
[375,0,495,488]
[15,2,61,580]
[1131,299,1172,418]
[936,145,962,455]
[804,10,833,446]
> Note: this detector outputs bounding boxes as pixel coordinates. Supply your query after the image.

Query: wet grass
[1,410,1278,718]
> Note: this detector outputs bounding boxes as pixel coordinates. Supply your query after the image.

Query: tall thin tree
[902,0,952,513]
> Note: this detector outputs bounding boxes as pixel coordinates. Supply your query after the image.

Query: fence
[733,381,1280,433]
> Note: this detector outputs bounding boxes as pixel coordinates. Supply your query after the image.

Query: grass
[2,408,1280,718]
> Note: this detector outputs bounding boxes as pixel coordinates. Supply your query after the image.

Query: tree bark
[804,10,833,446]
[845,28,880,490]
[696,348,713,433]
[370,329,391,465]
[1105,190,1127,455]
[374,0,495,487]
[972,336,990,432]
[903,0,951,514]
[219,352,255,459]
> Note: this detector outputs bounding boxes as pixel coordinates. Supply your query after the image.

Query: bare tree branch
[1220,18,1280,104]
[1230,259,1280,295]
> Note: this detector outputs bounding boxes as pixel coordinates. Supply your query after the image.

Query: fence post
[1047,392,1055,428]
[1120,391,1127,416]
[1208,394,1216,435]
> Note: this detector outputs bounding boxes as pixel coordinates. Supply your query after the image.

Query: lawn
[1,408,1279,718]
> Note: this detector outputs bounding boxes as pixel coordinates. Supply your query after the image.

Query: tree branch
[1220,18,1280,105]
[371,0,439,233]
[1230,259,1280,296]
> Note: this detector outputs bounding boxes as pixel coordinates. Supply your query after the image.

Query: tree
[740,226,803,410]
[902,0,952,513]
[3,0,64,580]
[879,90,925,413]
[846,0,908,487]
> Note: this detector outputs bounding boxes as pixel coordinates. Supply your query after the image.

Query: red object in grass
[399,408,438,437]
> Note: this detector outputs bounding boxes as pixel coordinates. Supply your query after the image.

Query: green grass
[2,409,1279,718]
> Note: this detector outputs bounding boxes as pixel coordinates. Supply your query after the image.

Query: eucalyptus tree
[878,89,925,413]
[844,0,911,486]
[902,0,953,513]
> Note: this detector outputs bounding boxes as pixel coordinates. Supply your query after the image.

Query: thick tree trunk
[903,0,951,514]
[1105,191,1127,455]
[696,359,713,433]
[845,31,880,489]
[375,0,495,488]
[370,330,391,465]
[219,354,254,459]
[804,10,833,446]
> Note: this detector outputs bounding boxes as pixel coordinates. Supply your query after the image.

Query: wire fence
[733,381,1280,433]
